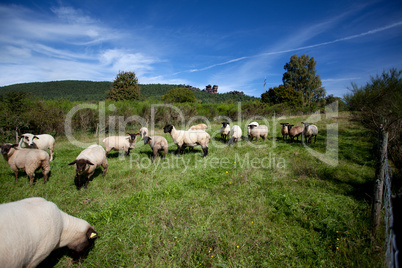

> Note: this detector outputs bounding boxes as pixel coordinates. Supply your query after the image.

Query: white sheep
[301,122,318,143]
[280,123,289,140]
[249,125,268,141]
[163,124,210,157]
[68,144,108,189]
[103,133,140,156]
[0,197,98,268]
[139,127,148,138]
[142,136,169,161]
[287,124,303,142]
[228,125,242,145]
[19,133,55,161]
[247,122,259,140]
[1,143,51,185]
[188,123,208,131]
[220,122,231,143]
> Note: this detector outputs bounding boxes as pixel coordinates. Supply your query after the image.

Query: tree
[107,71,140,101]
[261,85,302,107]
[161,88,197,103]
[344,68,402,183]
[282,54,326,107]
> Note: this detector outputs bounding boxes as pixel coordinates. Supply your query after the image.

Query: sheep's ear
[33,136,39,140]
[68,160,76,165]
[86,227,99,240]
[86,160,95,166]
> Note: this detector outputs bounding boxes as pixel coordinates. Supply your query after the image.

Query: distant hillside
[0,80,258,103]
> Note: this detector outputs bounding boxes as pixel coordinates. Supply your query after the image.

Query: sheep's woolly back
[189,124,207,131]
[103,136,136,151]
[0,197,96,268]
[76,145,106,166]
[230,125,242,139]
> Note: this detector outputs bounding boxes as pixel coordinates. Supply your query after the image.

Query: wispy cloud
[178,21,402,75]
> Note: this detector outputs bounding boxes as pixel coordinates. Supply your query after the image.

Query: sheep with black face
[163,124,210,157]
[143,136,168,161]
[68,144,108,189]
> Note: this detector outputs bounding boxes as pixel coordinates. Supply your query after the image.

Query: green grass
[0,113,383,267]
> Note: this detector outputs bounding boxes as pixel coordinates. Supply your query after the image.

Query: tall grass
[0,113,384,267]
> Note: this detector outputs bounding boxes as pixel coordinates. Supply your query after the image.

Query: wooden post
[372,124,388,233]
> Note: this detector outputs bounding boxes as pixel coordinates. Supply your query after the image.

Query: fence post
[372,124,388,233]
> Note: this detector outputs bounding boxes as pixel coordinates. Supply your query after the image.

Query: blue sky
[0,0,401,98]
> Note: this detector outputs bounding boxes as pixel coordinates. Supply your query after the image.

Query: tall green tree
[161,87,197,103]
[261,85,302,107]
[107,71,140,101]
[344,68,402,173]
[282,54,326,107]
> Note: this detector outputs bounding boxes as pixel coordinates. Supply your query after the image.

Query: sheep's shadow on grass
[105,152,131,158]
[37,241,97,268]
[10,170,52,185]
[73,168,104,190]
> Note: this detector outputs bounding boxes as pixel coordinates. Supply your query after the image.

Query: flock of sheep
[0,121,318,267]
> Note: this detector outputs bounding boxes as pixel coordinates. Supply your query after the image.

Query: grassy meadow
[0,112,384,267]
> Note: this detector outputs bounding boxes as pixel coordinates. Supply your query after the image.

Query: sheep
[287,124,303,142]
[247,122,259,140]
[228,125,242,145]
[142,136,168,161]
[301,122,318,143]
[103,133,140,156]
[163,124,210,157]
[68,144,108,189]
[0,143,50,185]
[220,122,230,143]
[139,127,148,138]
[188,123,208,131]
[280,123,290,140]
[249,125,268,141]
[0,197,98,268]
[19,133,55,161]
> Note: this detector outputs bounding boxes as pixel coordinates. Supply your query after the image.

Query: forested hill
[0,80,258,103]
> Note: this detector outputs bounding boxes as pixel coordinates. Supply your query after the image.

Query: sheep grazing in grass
[103,133,140,156]
[163,124,210,157]
[19,133,55,161]
[287,124,303,142]
[1,143,50,185]
[139,127,148,138]
[247,122,259,140]
[0,197,98,268]
[301,122,318,143]
[188,123,208,131]
[68,145,108,189]
[280,123,289,140]
[228,125,242,145]
[220,122,230,143]
[143,136,168,161]
[249,125,268,141]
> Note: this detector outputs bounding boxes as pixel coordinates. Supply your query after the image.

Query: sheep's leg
[314,135,317,143]
[202,146,208,157]
[102,163,108,176]
[126,148,131,156]
[14,171,18,183]
[176,145,182,155]
[28,173,35,185]
[84,174,93,189]
[50,150,54,161]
